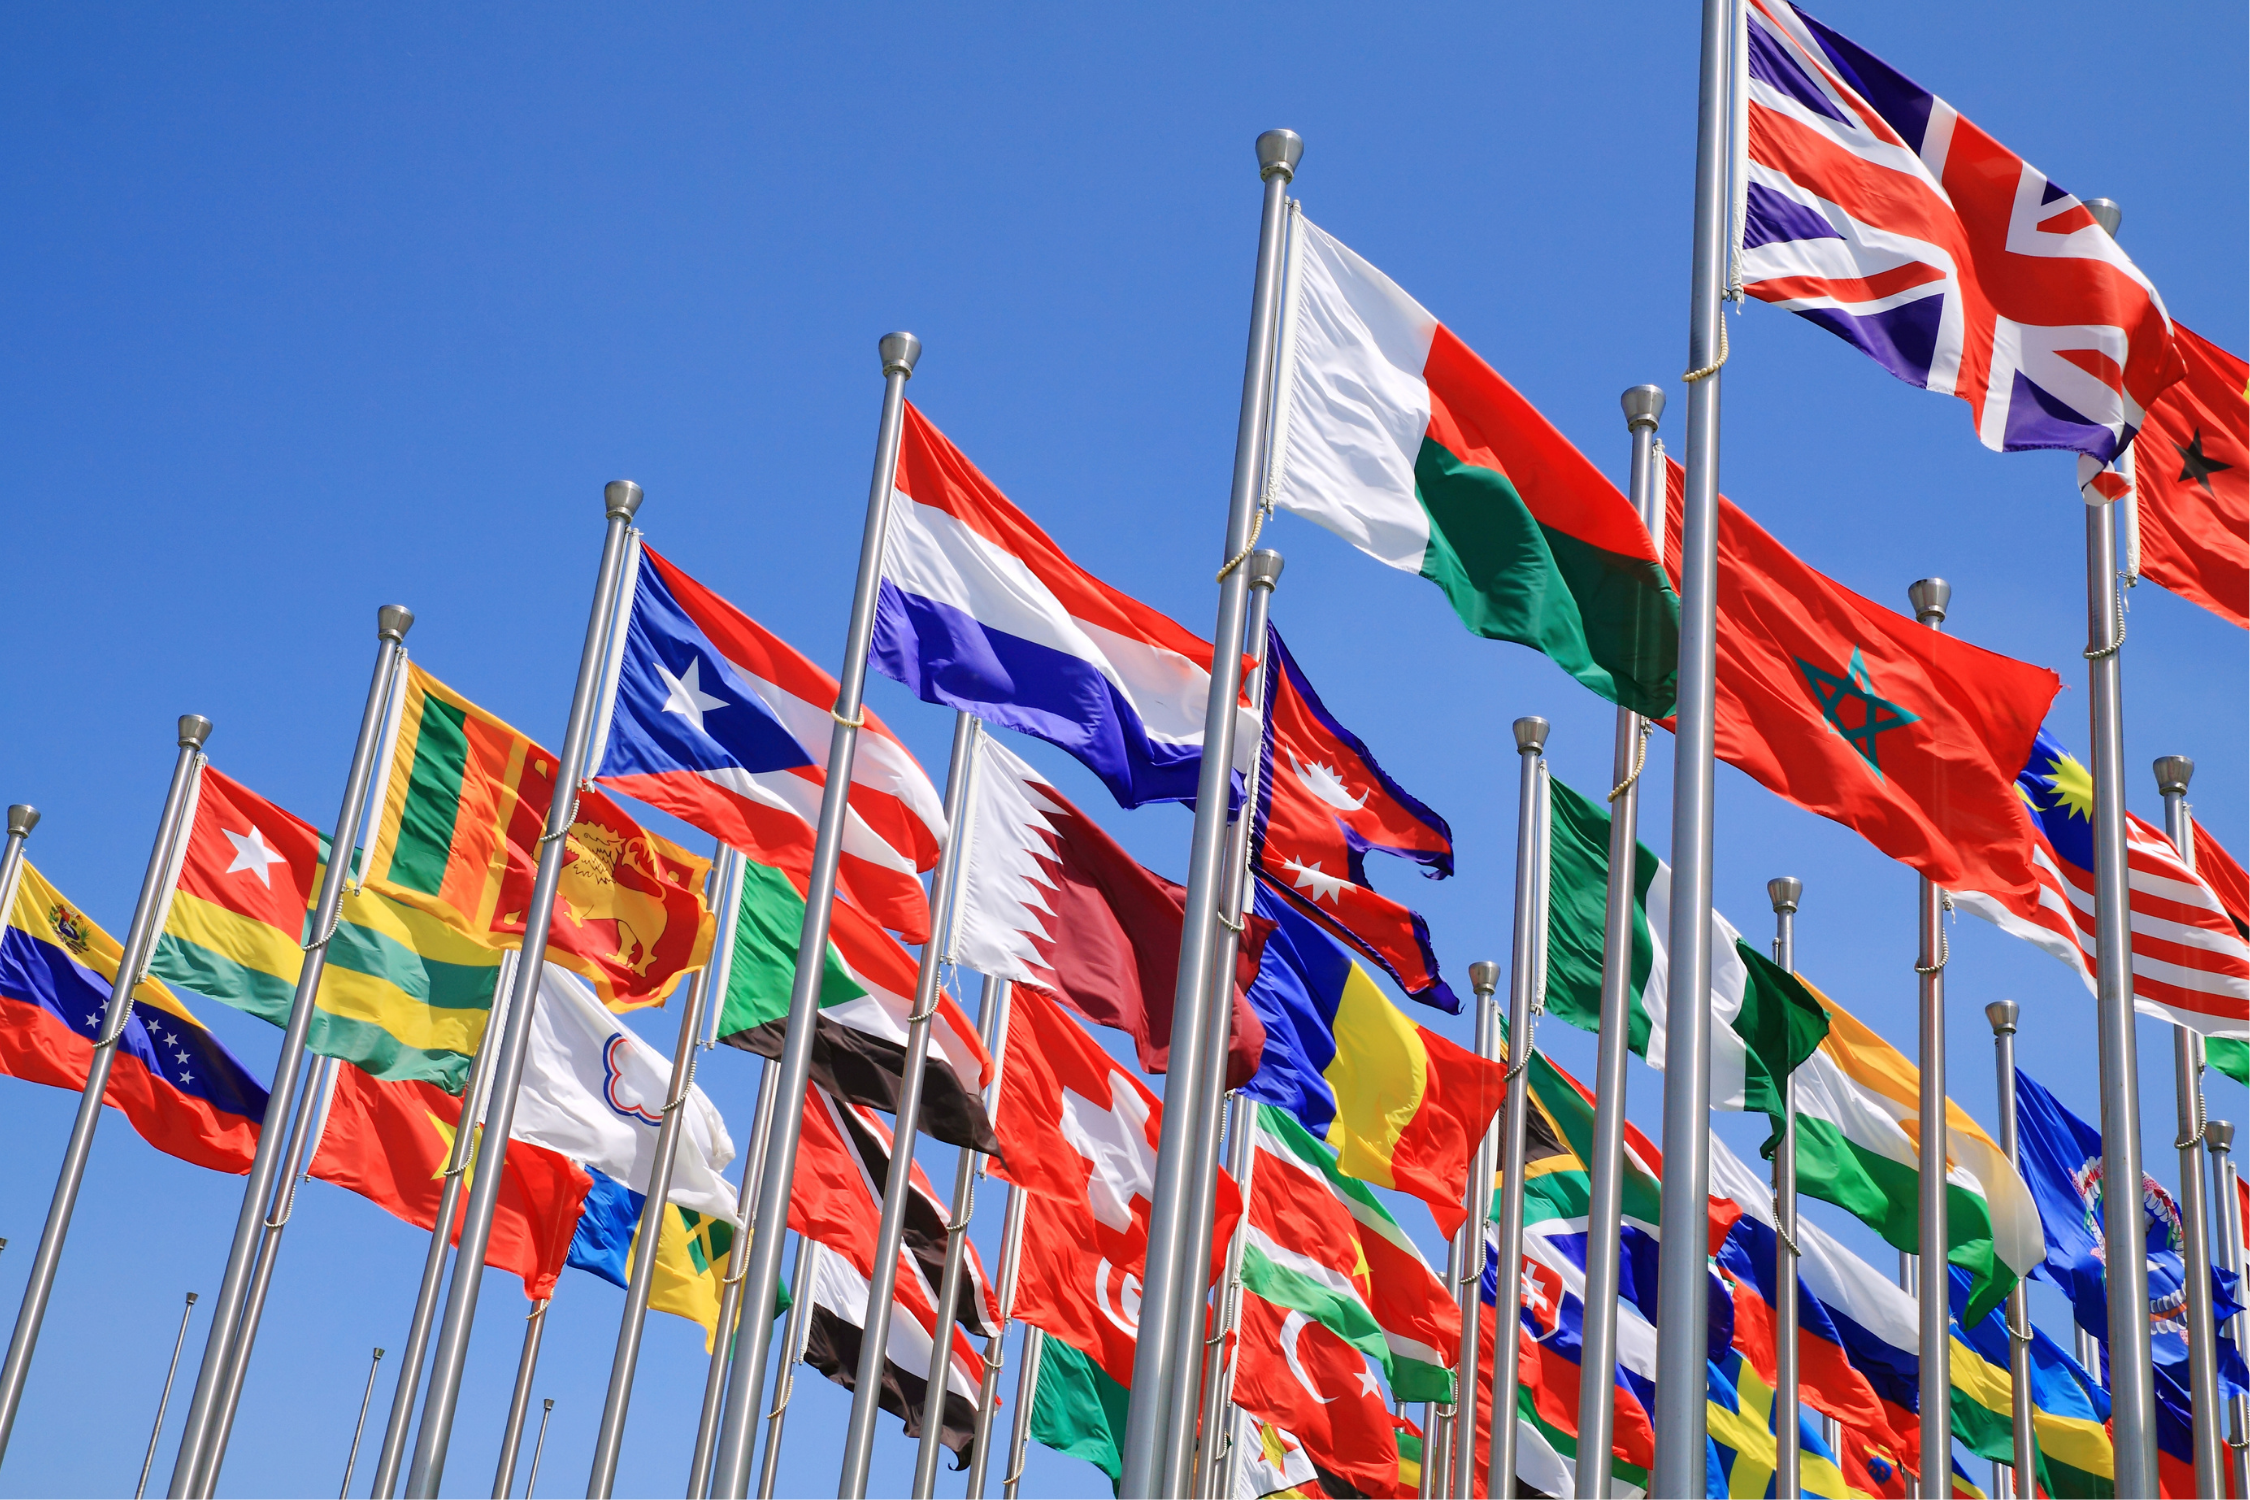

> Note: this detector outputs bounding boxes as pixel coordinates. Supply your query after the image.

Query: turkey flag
[1231,1287,1405,1499]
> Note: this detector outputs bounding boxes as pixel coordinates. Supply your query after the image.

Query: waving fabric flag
[2131,327,2249,628]
[1230,1288,1406,1500]
[875,403,1252,810]
[595,544,946,941]
[799,1243,987,1464]
[1952,728,2250,1037]
[1739,0,2182,460]
[1255,626,1457,1011]
[1268,215,1678,718]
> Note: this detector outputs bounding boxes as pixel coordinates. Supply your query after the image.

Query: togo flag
[1268,214,1679,718]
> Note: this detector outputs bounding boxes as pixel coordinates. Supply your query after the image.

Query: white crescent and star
[655,656,729,734]
[221,826,290,888]
[1277,1311,1337,1405]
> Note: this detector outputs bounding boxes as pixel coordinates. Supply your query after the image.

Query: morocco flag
[2132,325,2247,630]
[1269,215,1679,719]
[1663,461,2061,898]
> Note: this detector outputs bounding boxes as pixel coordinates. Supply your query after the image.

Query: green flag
[1027,1338,1129,1492]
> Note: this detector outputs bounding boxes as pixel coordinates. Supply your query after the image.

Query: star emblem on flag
[1282,857,1347,904]
[1794,647,1920,779]
[2174,426,2233,496]
[653,656,728,734]
[221,825,290,887]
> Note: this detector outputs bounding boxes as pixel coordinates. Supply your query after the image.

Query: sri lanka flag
[0,861,266,1173]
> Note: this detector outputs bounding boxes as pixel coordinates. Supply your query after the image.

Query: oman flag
[1268,215,1679,720]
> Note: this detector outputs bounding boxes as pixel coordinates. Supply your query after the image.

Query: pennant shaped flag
[1231,1288,1403,1500]
[799,1244,987,1464]
[2132,326,2248,628]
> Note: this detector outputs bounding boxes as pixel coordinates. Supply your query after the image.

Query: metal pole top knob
[879,332,922,377]
[542,1398,555,1411]
[2084,197,2122,238]
[373,1347,385,1358]
[1467,960,1502,997]
[1621,384,1667,431]
[376,604,416,643]
[5,805,37,837]
[2154,755,2195,795]
[1907,577,1950,624]
[1767,876,1802,914]
[1245,549,1286,589]
[177,714,214,749]
[1512,716,1549,754]
[185,1290,198,1305]
[1984,998,2019,1034]
[604,480,644,520]
[1256,129,1303,182]
[2207,1120,2235,1152]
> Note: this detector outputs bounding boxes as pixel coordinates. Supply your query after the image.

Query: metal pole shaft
[838,710,979,1499]
[966,1165,1028,1500]
[405,482,643,1498]
[175,611,410,1498]
[709,335,920,1500]
[1001,1328,1045,1500]
[1905,580,1951,1497]
[494,1299,552,1500]
[0,718,209,1468]
[527,1401,553,1499]
[1984,1001,2038,1494]
[1430,1238,1458,1500]
[689,1049,782,1500]
[2206,1123,2250,1500]
[1118,127,1299,1500]
[1489,719,1549,1500]
[1575,386,1665,1500]
[139,1292,198,1500]
[2154,759,2225,1497]
[758,1238,822,1500]
[1651,0,1730,1485]
[586,956,718,1496]
[1202,1104,1261,1500]
[1769,879,1802,1500]
[342,1348,384,1500]
[1454,969,1502,1500]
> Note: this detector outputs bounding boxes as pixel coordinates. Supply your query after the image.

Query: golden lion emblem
[554,821,672,977]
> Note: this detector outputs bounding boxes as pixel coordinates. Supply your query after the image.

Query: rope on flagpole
[1682,314,1729,384]
[1914,892,1953,975]
[1608,720,1654,803]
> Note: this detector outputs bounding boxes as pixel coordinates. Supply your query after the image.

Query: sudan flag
[1269,214,1679,719]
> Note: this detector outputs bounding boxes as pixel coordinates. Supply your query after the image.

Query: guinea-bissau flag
[149,766,504,1090]
[361,664,716,1009]
[0,861,266,1172]
[1268,213,1679,719]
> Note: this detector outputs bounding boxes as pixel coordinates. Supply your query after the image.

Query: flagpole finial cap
[1512,716,1549,753]
[2084,198,2122,238]
[1984,998,2018,1035]
[177,715,213,750]
[2154,755,2194,795]
[1767,876,1801,914]
[1908,577,1950,625]
[1245,549,1285,589]
[184,1290,197,1305]
[1468,960,1502,996]
[879,332,921,377]
[376,604,415,643]
[1621,385,1666,431]
[5,806,37,838]
[1257,130,1303,182]
[2208,1120,2235,1153]
[604,480,644,520]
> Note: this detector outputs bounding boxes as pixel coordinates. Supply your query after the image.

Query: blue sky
[0,3,2241,1496]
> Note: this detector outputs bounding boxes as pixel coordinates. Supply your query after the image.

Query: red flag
[1664,460,2060,897]
[1232,1288,1405,1500]
[2189,815,2250,940]
[2133,326,2248,629]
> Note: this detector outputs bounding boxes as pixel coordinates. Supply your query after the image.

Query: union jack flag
[1739,0,2183,461]
[1953,729,2250,1038]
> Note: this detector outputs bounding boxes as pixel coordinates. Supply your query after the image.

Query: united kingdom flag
[1739,0,2184,461]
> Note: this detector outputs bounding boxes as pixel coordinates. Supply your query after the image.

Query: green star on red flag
[1794,647,1921,779]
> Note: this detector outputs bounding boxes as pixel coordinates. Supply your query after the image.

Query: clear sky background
[0,4,2241,1497]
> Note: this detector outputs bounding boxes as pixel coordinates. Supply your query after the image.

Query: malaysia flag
[1739,0,2182,461]
[593,543,947,942]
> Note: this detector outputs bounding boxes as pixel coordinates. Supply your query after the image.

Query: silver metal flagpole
[138,1292,198,1500]
[1768,877,1802,1500]
[2152,754,2225,1497]
[173,606,413,1498]
[1452,962,1502,1500]
[1905,576,1953,1496]
[838,709,979,1499]
[1162,548,1284,1497]
[369,949,517,1500]
[758,1237,822,1500]
[2078,194,2159,1498]
[966,1140,1028,1500]
[1574,383,1666,1500]
[342,1347,384,1500]
[1651,0,1733,1487]
[1001,1327,1045,1500]
[526,1399,554,1499]
[493,1297,552,1500]
[1488,717,1549,1500]
[1202,1098,1262,1500]
[2205,1120,2250,1500]
[1118,126,1299,1500]
[1983,1000,2038,1495]
[0,808,38,957]
[403,481,643,1498]
[708,333,920,1500]
[0,714,209,1468]
[689,1050,782,1500]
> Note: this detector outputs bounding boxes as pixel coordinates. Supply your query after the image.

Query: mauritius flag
[1267,214,1679,719]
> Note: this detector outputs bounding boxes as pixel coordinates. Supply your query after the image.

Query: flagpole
[966,1162,1028,1500]
[1768,877,1802,1500]
[1451,961,1502,1500]
[1983,1000,2038,1496]
[172,606,412,1497]
[1001,1327,1045,1500]
[0,807,38,947]
[138,1291,198,1500]
[0,714,209,1468]
[1119,126,1299,1500]
[838,709,980,1499]
[1488,716,1549,1499]
[403,480,644,1498]
[1573,384,1666,1500]
[1649,0,1733,1486]
[2075,197,2160,1498]
[369,949,517,1500]
[1162,548,1284,1497]
[2205,1120,2250,1500]
[758,1236,822,1500]
[341,1347,383,1500]
[2153,755,2225,1498]
[493,1297,552,1500]
[1201,1098,1261,1500]
[708,333,920,1500]
[526,1400,553,1499]
[689,1045,781,1500]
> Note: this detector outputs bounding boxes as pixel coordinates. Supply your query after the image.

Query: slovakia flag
[873,404,1252,809]
[594,544,947,942]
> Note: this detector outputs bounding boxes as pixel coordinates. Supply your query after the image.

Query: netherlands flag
[873,403,1252,810]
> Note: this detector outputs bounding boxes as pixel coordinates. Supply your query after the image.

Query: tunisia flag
[2132,326,2247,630]
[1665,461,2060,898]
[1232,1287,1406,1500]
